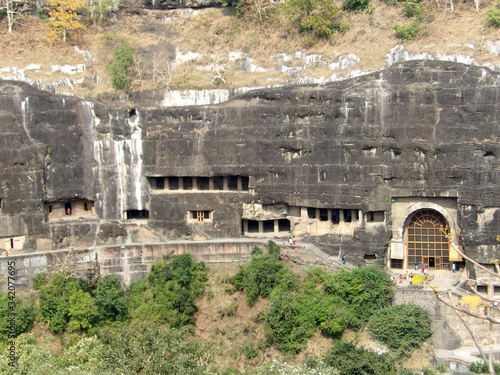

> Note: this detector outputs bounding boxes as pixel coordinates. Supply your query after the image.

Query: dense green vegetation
[368,304,432,355]
[0,247,436,374]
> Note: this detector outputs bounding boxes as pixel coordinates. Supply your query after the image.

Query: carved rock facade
[0,60,499,275]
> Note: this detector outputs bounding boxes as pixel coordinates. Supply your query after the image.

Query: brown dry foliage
[1,0,500,96]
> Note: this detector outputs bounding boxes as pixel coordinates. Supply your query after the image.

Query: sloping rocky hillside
[1,0,500,101]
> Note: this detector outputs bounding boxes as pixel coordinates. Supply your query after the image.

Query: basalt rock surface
[0,60,499,269]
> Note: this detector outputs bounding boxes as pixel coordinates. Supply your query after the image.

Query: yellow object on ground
[460,295,482,308]
[411,275,423,284]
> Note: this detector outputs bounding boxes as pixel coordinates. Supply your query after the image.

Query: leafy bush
[231,243,299,304]
[324,341,397,375]
[470,360,500,373]
[368,304,432,355]
[128,253,207,327]
[107,43,135,92]
[0,294,35,344]
[282,0,346,39]
[68,289,98,332]
[322,266,393,329]
[487,7,500,28]
[343,0,369,12]
[393,22,419,41]
[402,0,423,21]
[95,275,128,322]
[264,291,317,353]
[33,272,47,290]
[98,322,209,374]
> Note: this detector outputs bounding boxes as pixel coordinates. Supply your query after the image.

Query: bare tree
[0,0,29,33]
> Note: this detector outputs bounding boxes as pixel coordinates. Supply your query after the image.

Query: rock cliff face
[0,60,499,270]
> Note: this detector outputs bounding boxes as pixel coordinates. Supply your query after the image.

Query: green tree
[95,275,127,322]
[128,253,207,327]
[68,289,98,332]
[368,304,432,355]
[107,43,135,92]
[0,294,35,345]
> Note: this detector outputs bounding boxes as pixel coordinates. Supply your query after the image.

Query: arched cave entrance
[406,209,451,270]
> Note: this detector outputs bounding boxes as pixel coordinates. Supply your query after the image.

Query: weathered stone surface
[0,60,499,270]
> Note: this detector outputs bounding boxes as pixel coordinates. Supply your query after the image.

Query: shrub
[33,273,47,290]
[322,266,393,329]
[486,8,500,28]
[324,341,397,375]
[0,294,36,344]
[98,322,209,374]
[264,291,317,353]
[128,253,207,327]
[368,304,432,355]
[402,0,423,21]
[233,247,299,304]
[343,0,369,12]
[68,289,98,332]
[108,43,135,92]
[281,0,346,39]
[393,22,419,41]
[95,275,128,322]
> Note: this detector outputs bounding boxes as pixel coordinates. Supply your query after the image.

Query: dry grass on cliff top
[2,0,500,96]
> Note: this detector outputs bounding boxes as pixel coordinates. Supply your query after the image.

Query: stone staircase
[140,224,170,242]
[305,243,356,270]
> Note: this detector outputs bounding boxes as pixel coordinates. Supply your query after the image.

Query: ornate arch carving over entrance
[407,209,450,270]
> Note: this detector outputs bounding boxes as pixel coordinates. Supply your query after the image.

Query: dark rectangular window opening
[126,210,149,219]
[48,205,53,214]
[477,285,488,294]
[183,177,193,190]
[354,210,359,221]
[84,202,89,211]
[213,176,224,190]
[168,177,179,190]
[494,286,500,295]
[197,177,210,190]
[191,210,210,221]
[331,209,339,224]
[263,220,274,233]
[343,209,352,222]
[319,208,328,221]
[241,176,249,190]
[391,259,403,269]
[156,177,165,190]
[247,220,259,233]
[278,219,290,232]
[10,239,14,249]
[364,253,377,260]
[228,176,238,191]
[307,207,316,219]
[367,211,385,223]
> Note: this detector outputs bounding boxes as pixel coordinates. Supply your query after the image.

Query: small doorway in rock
[65,203,72,215]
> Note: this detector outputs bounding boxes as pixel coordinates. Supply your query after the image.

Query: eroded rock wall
[0,60,499,268]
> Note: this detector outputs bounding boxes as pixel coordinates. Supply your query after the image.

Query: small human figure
[342,255,346,265]
[424,267,428,277]
[288,237,293,246]
[399,274,403,283]
[452,263,456,273]
[409,272,413,279]
[422,264,425,273]
[415,263,419,271]
[66,207,71,215]
[292,238,296,245]
[4,249,8,257]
